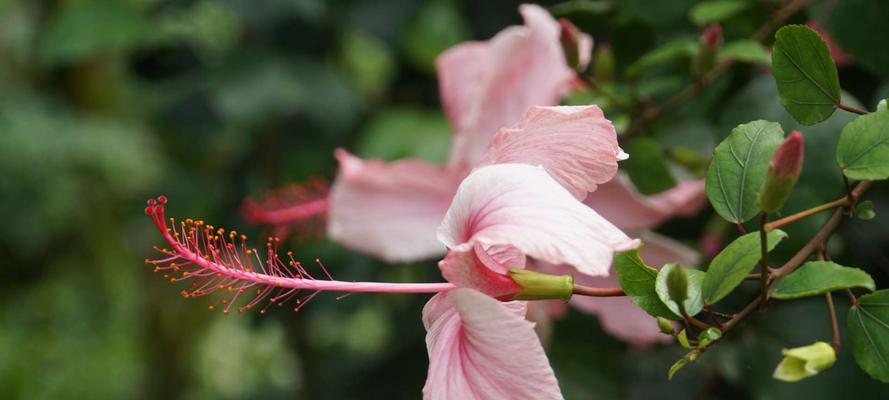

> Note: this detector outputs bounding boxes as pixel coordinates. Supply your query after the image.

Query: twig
[825,293,841,354]
[759,213,770,309]
[623,0,811,137]
[837,102,869,115]
[764,197,849,230]
[745,273,766,281]
[576,73,634,114]
[722,180,871,335]
[846,289,858,307]
[687,315,711,330]
[703,308,726,328]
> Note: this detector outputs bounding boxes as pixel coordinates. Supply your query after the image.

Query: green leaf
[40,0,152,64]
[717,40,771,65]
[771,25,841,125]
[669,356,691,380]
[836,111,889,180]
[677,329,693,349]
[549,0,614,17]
[356,108,452,164]
[697,328,722,349]
[847,289,889,382]
[669,349,703,380]
[856,200,876,220]
[614,250,679,320]
[339,29,396,100]
[621,137,677,195]
[689,0,750,25]
[626,38,697,78]
[702,229,788,304]
[656,264,705,317]
[400,0,469,72]
[877,99,888,112]
[705,120,785,223]
[665,265,689,305]
[772,261,875,300]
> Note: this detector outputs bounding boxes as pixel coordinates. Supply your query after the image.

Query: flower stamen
[145,196,454,313]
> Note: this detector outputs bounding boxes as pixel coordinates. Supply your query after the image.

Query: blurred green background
[1,0,888,398]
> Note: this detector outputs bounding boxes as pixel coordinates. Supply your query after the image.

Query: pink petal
[422,289,563,400]
[327,149,461,262]
[477,105,625,198]
[438,163,639,277]
[635,230,701,267]
[438,243,523,300]
[536,232,699,347]
[584,174,707,230]
[437,4,576,172]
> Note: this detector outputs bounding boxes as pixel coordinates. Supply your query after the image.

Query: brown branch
[825,292,841,354]
[722,180,871,335]
[759,213,770,309]
[623,0,811,137]
[765,197,849,230]
[837,102,869,115]
[771,181,871,279]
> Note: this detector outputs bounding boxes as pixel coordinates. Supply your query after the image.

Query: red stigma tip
[147,199,157,206]
[158,195,168,204]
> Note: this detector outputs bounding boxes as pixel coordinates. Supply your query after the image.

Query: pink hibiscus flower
[143,112,639,398]
[327,4,588,262]
[246,2,709,348]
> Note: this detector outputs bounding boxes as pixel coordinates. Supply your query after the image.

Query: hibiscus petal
[635,230,701,267]
[438,243,523,300]
[422,289,563,400]
[437,4,575,172]
[477,105,625,198]
[438,163,639,277]
[327,149,461,262]
[584,174,707,230]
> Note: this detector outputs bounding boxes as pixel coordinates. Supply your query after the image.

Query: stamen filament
[145,196,455,314]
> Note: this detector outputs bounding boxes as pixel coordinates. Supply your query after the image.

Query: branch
[764,197,848,230]
[825,292,841,354]
[759,213,770,309]
[722,180,871,335]
[623,0,811,137]
[837,102,869,115]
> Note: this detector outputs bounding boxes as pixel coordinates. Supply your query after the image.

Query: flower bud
[692,23,722,77]
[757,131,805,213]
[701,23,723,50]
[773,341,836,382]
[559,19,593,71]
[593,43,615,83]
[666,264,689,308]
[508,269,574,301]
[657,317,675,335]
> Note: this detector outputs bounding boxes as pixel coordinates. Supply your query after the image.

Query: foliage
[4,0,889,398]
